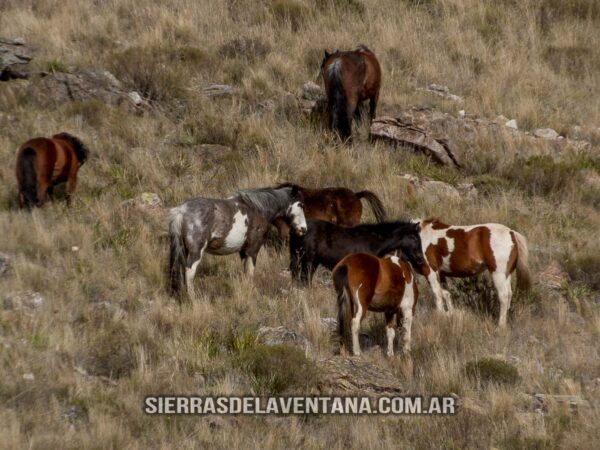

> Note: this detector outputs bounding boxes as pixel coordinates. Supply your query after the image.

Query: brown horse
[321,45,382,140]
[416,218,532,327]
[333,253,419,356]
[16,132,89,209]
[272,183,386,244]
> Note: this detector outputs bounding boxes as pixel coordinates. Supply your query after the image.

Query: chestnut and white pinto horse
[333,253,420,357]
[168,186,307,300]
[416,218,531,327]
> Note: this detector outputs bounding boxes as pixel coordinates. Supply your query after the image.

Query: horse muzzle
[295,226,307,236]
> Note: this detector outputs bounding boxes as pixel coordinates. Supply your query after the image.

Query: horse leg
[36,181,49,207]
[440,277,454,312]
[350,286,364,356]
[240,251,257,277]
[493,272,512,328]
[185,244,206,300]
[427,271,446,312]
[66,172,77,206]
[369,93,379,122]
[385,311,396,357]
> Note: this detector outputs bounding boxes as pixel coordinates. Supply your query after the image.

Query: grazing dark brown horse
[272,183,386,243]
[15,132,89,209]
[416,218,532,327]
[334,253,419,356]
[321,44,382,139]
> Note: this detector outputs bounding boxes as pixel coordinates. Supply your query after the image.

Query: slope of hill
[1,0,599,448]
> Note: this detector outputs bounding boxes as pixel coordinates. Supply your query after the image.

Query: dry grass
[1,0,600,448]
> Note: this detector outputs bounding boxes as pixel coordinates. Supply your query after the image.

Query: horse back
[302,187,362,226]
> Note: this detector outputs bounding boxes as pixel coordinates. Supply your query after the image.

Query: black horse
[289,219,424,284]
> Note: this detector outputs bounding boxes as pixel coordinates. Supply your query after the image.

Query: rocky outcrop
[400,174,477,200]
[370,116,461,167]
[0,37,34,80]
[537,260,570,290]
[317,356,404,394]
[26,69,141,109]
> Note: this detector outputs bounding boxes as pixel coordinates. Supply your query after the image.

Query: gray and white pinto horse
[169,185,307,299]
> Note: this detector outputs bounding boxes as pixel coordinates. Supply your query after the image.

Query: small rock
[4,290,44,310]
[256,326,310,350]
[401,174,477,200]
[423,83,463,102]
[534,128,560,139]
[128,91,143,105]
[320,317,338,334]
[505,119,518,130]
[203,84,235,97]
[458,110,465,118]
[533,393,590,413]
[71,246,79,252]
[122,192,163,210]
[318,356,404,394]
[537,260,570,290]
[300,81,324,101]
[23,372,35,381]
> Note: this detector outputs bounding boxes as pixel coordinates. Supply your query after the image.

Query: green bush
[109,45,210,104]
[80,322,137,379]
[465,358,520,386]
[236,345,317,394]
[502,155,579,197]
[564,252,600,291]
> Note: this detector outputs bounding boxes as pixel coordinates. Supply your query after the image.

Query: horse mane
[53,132,89,165]
[231,186,297,214]
[355,220,419,236]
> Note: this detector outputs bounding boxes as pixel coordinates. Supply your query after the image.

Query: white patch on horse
[351,284,363,356]
[441,236,455,271]
[287,201,307,233]
[223,210,248,251]
[488,224,513,275]
[390,255,401,267]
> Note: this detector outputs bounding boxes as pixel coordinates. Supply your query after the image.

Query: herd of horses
[13,45,532,357]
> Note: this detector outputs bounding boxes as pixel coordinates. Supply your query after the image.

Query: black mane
[54,132,89,165]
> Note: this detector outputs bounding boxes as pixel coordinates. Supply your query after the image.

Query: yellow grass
[1,0,599,448]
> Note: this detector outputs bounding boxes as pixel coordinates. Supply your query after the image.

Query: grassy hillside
[1,0,599,448]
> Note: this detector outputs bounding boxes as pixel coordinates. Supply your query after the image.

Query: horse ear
[324,50,330,59]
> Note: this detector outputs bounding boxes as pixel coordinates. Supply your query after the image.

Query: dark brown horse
[272,183,386,243]
[16,132,89,209]
[333,253,419,356]
[321,45,382,139]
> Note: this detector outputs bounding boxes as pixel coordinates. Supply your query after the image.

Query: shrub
[44,60,69,73]
[315,0,365,16]
[236,345,317,394]
[465,358,520,386]
[109,45,210,104]
[219,37,270,62]
[563,252,600,291]
[270,1,313,30]
[79,322,137,379]
[502,155,579,197]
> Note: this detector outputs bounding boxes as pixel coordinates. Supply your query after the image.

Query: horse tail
[513,231,532,292]
[17,148,38,209]
[168,207,187,296]
[333,264,353,351]
[327,59,351,139]
[356,190,386,222]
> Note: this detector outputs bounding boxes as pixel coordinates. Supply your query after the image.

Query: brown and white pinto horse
[416,218,532,327]
[321,45,382,140]
[333,253,419,356]
[16,132,89,209]
[272,183,386,243]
